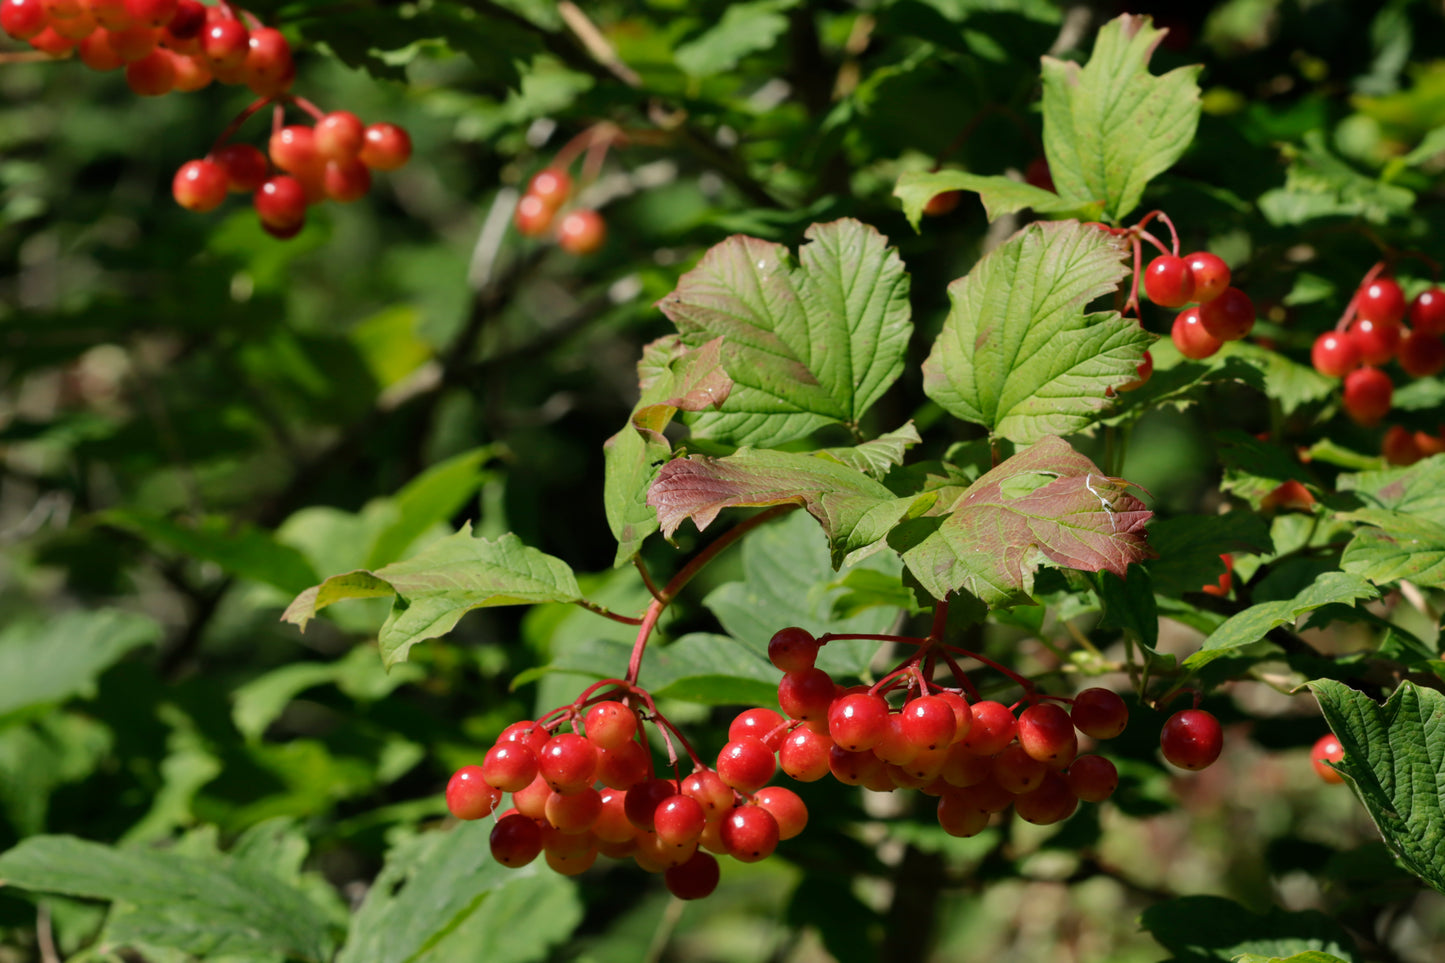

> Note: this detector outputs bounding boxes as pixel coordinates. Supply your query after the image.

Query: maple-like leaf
[647,448,913,567]
[896,436,1153,605]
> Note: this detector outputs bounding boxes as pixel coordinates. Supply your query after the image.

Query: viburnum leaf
[1041,13,1203,221]
[1337,509,1445,590]
[647,448,913,567]
[605,336,734,567]
[893,170,1081,229]
[816,422,921,480]
[282,524,581,666]
[921,219,1150,443]
[1140,895,1359,963]
[658,218,912,447]
[894,436,1153,605]
[1309,679,1445,895]
[1338,455,1445,523]
[1181,572,1377,671]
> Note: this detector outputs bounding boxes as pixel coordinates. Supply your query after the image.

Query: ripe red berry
[991,744,1046,794]
[1171,307,1222,360]
[936,790,991,838]
[86,0,132,29]
[1012,771,1079,825]
[528,167,572,209]
[595,739,650,790]
[125,48,175,95]
[1342,366,1394,426]
[720,805,779,862]
[201,17,248,70]
[1160,708,1224,771]
[768,626,819,673]
[514,194,553,237]
[1358,277,1407,326]
[315,110,365,162]
[1017,702,1078,768]
[716,737,776,793]
[1349,318,1402,366]
[778,726,831,782]
[962,700,1017,756]
[777,667,834,722]
[511,773,551,821]
[665,851,720,900]
[922,190,961,217]
[1183,252,1231,303]
[624,777,677,831]
[827,692,890,752]
[898,695,958,751]
[323,161,371,203]
[680,769,733,815]
[78,29,124,69]
[1311,331,1361,378]
[212,142,266,193]
[1198,286,1255,341]
[538,732,599,794]
[544,785,603,833]
[163,0,203,36]
[1116,350,1153,393]
[50,8,95,38]
[1,0,48,39]
[1409,287,1445,336]
[728,706,787,751]
[172,158,228,212]
[1065,754,1119,802]
[243,26,293,97]
[1383,426,1423,467]
[480,741,538,792]
[269,125,319,176]
[593,788,636,843]
[168,49,211,91]
[254,175,307,234]
[557,209,606,255]
[1144,255,1195,308]
[934,690,973,743]
[1310,732,1345,784]
[1070,688,1128,740]
[498,720,550,754]
[752,786,807,840]
[122,0,172,28]
[358,122,412,171]
[107,22,158,61]
[940,742,991,788]
[445,765,502,820]
[1261,479,1315,512]
[26,23,73,54]
[584,700,638,750]
[1398,329,1445,378]
[489,812,543,868]
[653,793,707,846]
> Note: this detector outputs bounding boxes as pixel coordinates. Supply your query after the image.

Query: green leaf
[896,436,1153,606]
[232,648,424,742]
[921,219,1149,443]
[1233,954,1351,963]
[1217,430,1318,507]
[1258,130,1415,226]
[660,218,913,447]
[1145,511,1274,599]
[1213,341,1336,415]
[645,633,782,705]
[98,511,320,595]
[604,336,734,566]
[1040,14,1203,221]
[1338,454,1445,523]
[1095,565,1158,651]
[338,821,581,963]
[282,525,581,666]
[1338,509,1445,589]
[365,446,499,569]
[893,170,1079,230]
[0,836,337,962]
[673,0,798,77]
[1139,894,1358,963]
[0,713,111,835]
[648,448,912,567]
[1182,573,1378,671]
[704,509,906,678]
[0,610,160,725]
[816,422,922,480]
[1309,679,1445,895]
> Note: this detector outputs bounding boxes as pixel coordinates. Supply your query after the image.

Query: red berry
[1017,702,1078,768]
[961,700,1017,756]
[172,158,228,212]
[489,812,543,868]
[653,793,707,846]
[1070,688,1128,740]
[511,774,551,821]
[1183,252,1231,303]
[106,22,158,60]
[680,769,733,815]
[122,0,171,27]
[162,0,202,36]
[538,732,599,794]
[940,742,991,788]
[898,695,957,751]
[212,142,266,193]
[934,690,973,743]
[1342,366,1393,427]
[1198,286,1255,341]
[922,190,961,217]
[323,159,372,203]
[254,175,307,233]
[727,706,787,752]
[200,17,247,69]
[1349,318,1402,366]
[26,23,72,54]
[1201,553,1232,597]
[480,741,538,792]
[1383,425,1423,467]
[313,111,365,164]
[595,739,651,790]
[777,667,834,722]
[544,785,602,833]
[78,28,124,68]
[593,788,636,843]
[1143,255,1195,308]
[269,125,319,176]
[358,122,412,171]
[1012,770,1079,825]
[720,805,779,862]
[1065,754,1119,802]
[168,49,211,90]
[715,737,776,793]
[665,851,720,900]
[1358,277,1407,326]
[768,626,819,673]
[1311,331,1360,378]
[125,47,175,95]
[1311,732,1345,785]
[827,692,890,752]
[1,0,48,39]
[584,700,638,751]
[990,743,1046,794]
[752,786,807,840]
[828,744,885,786]
[871,712,920,766]
[528,167,572,209]
[86,0,131,29]
[1409,287,1445,336]
[498,720,550,754]
[1399,329,1445,378]
[445,765,502,820]
[624,777,677,831]
[1117,350,1153,393]
[514,194,553,237]
[1261,479,1315,512]
[1171,307,1222,360]
[557,209,606,255]
[936,790,991,838]
[243,26,293,97]
[1160,708,1224,771]
[778,726,832,782]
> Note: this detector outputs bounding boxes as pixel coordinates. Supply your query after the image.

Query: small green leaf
[282,525,581,666]
[816,422,921,480]
[1259,130,1415,226]
[673,0,797,77]
[0,610,160,725]
[661,218,913,447]
[1338,455,1445,523]
[1338,509,1445,590]
[1139,894,1359,963]
[647,448,912,567]
[1040,14,1203,221]
[897,436,1153,606]
[921,219,1150,443]
[1309,679,1445,895]
[893,170,1079,230]
[1233,953,1352,963]
[1182,573,1378,671]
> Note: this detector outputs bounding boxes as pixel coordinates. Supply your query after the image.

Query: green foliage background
[3,0,1445,961]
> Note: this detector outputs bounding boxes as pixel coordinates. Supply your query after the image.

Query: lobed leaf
[1309,680,1445,895]
[659,218,912,447]
[1040,14,1203,221]
[895,436,1153,606]
[1140,894,1358,963]
[1338,509,1445,590]
[282,525,581,666]
[893,170,1080,229]
[815,421,922,480]
[1182,573,1378,671]
[921,219,1149,443]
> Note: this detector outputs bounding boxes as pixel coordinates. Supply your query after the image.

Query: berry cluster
[1150,251,1256,361]
[514,166,606,255]
[1,0,413,239]
[444,681,806,901]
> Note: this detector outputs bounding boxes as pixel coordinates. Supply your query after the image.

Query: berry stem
[291,96,328,123]
[209,97,274,156]
[633,556,664,602]
[1335,260,1388,332]
[573,599,644,625]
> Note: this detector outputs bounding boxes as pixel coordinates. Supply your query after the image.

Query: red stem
[208,96,273,156]
[573,599,644,625]
[1336,260,1388,332]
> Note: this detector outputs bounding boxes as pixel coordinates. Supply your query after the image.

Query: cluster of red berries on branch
[444,678,806,901]
[512,125,622,255]
[1,0,413,239]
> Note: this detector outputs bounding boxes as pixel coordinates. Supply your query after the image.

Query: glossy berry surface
[489,813,543,867]
[1070,688,1128,739]
[359,122,412,171]
[1143,255,1195,308]
[1398,330,1445,378]
[557,209,606,255]
[1349,318,1401,367]
[1160,709,1223,771]
[665,851,720,900]
[1183,251,1231,302]
[827,692,889,752]
[528,167,573,208]
[1016,702,1077,768]
[255,175,307,232]
[1409,287,1445,335]
[1311,733,1345,784]
[1311,331,1360,378]
[720,805,779,862]
[768,626,819,673]
[1357,277,1406,326]
[172,158,228,212]
[445,766,502,820]
[1171,307,1222,360]
[1342,366,1393,427]
[1197,286,1255,341]
[715,736,776,792]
